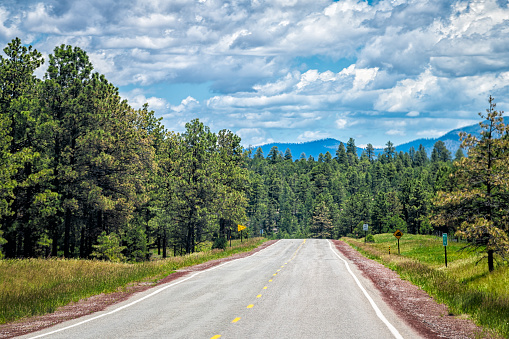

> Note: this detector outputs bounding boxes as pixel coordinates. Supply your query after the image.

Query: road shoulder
[332,240,497,339]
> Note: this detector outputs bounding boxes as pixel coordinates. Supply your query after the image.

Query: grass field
[0,237,268,325]
[343,234,509,338]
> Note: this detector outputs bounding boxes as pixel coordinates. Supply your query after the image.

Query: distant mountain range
[253,118,508,160]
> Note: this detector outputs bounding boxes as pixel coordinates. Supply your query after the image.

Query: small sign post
[443,233,448,267]
[393,230,403,255]
[363,224,369,242]
[238,224,247,242]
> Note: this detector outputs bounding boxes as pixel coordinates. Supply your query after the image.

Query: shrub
[91,232,126,262]
[212,236,227,250]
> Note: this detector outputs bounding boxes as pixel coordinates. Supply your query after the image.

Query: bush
[91,232,126,262]
[124,225,148,262]
[212,236,227,250]
[366,234,375,243]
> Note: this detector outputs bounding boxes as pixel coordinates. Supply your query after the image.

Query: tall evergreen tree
[284,148,293,161]
[454,148,465,161]
[383,140,396,161]
[365,143,375,162]
[346,138,358,166]
[413,144,428,167]
[254,147,264,160]
[310,201,333,239]
[335,142,347,168]
[0,38,46,257]
[432,96,509,271]
[431,140,452,163]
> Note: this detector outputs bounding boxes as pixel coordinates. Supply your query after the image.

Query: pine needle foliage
[432,96,509,271]
[310,201,334,239]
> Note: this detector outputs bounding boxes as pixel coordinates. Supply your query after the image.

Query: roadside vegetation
[1,36,509,336]
[344,234,509,338]
[0,237,267,325]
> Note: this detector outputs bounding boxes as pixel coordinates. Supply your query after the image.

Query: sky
[1,0,509,148]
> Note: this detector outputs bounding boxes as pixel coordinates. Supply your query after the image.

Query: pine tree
[216,129,248,237]
[0,38,46,257]
[365,143,375,162]
[346,138,358,166]
[431,140,451,163]
[335,142,347,167]
[413,144,428,167]
[267,146,281,164]
[454,148,464,161]
[40,44,94,257]
[284,148,293,161]
[177,119,218,253]
[383,140,396,161]
[91,231,125,262]
[310,201,333,239]
[432,96,509,271]
[254,147,264,159]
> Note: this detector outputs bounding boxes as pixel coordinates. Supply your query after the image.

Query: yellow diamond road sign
[393,230,403,239]
[238,224,247,232]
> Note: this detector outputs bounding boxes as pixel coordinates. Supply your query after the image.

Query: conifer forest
[1,39,508,269]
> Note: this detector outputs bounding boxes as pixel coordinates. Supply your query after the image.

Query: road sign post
[238,224,247,243]
[443,233,448,267]
[363,224,368,242]
[393,230,403,255]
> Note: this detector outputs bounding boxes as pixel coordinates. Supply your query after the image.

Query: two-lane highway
[22,239,422,339]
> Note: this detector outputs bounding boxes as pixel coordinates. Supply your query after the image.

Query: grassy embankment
[343,234,509,338]
[0,237,268,325]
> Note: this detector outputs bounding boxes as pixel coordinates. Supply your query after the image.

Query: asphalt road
[22,239,422,339]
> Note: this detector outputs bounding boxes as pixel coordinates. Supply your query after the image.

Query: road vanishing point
[22,239,422,339]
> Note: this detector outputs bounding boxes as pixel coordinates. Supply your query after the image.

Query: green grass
[0,237,268,325]
[343,234,509,338]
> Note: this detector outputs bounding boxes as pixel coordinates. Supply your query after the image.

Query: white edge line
[328,240,404,339]
[29,240,279,339]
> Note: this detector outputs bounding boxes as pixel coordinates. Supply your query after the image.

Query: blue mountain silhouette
[253,118,508,160]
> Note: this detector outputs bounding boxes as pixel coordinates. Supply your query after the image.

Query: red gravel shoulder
[331,240,500,339]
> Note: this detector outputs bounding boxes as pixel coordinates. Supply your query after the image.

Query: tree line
[1,39,507,271]
[245,132,458,239]
[0,38,246,260]
[245,97,509,271]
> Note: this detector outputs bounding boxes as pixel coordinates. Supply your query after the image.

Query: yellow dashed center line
[213,239,307,339]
